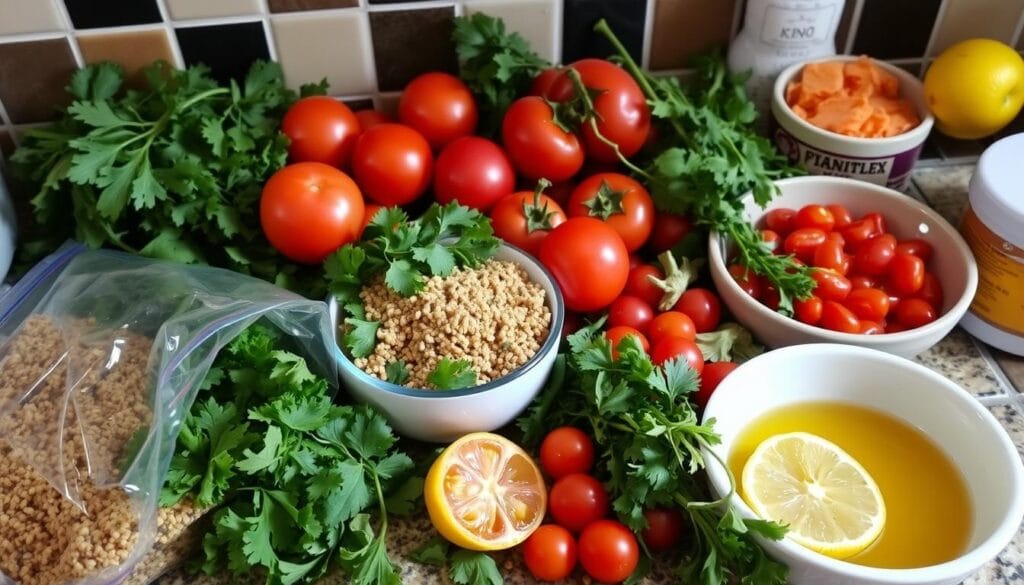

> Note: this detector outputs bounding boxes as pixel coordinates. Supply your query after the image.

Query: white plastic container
[959,133,1024,356]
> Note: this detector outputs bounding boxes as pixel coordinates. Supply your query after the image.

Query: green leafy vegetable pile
[9,61,325,295]
[518,321,788,585]
[161,324,422,585]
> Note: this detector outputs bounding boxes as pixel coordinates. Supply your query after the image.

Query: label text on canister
[961,206,1024,336]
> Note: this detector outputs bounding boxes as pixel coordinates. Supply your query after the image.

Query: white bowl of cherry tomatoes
[708,176,978,358]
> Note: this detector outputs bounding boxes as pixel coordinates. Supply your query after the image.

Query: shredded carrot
[786,56,921,138]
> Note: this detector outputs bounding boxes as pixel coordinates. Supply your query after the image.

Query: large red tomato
[260,162,364,263]
[489,186,567,256]
[433,136,514,212]
[568,173,654,252]
[501,96,584,182]
[542,59,651,163]
[398,72,477,149]
[281,96,361,168]
[351,123,432,206]
[539,217,629,312]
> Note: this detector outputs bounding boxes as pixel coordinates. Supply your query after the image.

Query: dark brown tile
[992,349,1024,394]
[369,7,457,91]
[176,22,270,84]
[0,39,76,124]
[63,0,161,29]
[649,0,734,71]
[344,98,374,110]
[893,62,921,77]
[563,0,646,64]
[268,0,357,12]
[852,0,942,59]
[0,130,14,160]
[833,0,860,53]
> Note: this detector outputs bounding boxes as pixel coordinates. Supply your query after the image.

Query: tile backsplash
[0,0,1022,162]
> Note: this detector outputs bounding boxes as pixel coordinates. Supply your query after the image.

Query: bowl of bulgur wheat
[329,243,564,442]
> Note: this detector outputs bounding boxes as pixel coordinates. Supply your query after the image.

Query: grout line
[153,0,186,68]
[1011,7,1024,51]
[364,1,457,12]
[255,0,279,62]
[640,0,655,70]
[921,0,951,60]
[974,337,1021,397]
[50,0,85,68]
[0,98,12,131]
[257,7,360,22]
[552,0,564,65]
[63,22,176,37]
[842,0,865,55]
[0,30,68,44]
[172,15,268,29]
[731,0,745,38]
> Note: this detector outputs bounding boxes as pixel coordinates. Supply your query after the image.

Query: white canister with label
[728,0,845,120]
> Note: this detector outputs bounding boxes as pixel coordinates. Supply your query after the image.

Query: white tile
[165,0,261,20]
[271,12,376,95]
[0,0,63,35]
[464,0,558,64]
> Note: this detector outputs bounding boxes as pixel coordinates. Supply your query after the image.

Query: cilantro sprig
[410,537,504,585]
[161,325,422,585]
[518,320,788,585]
[427,358,478,390]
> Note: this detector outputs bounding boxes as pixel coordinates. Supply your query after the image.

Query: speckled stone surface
[153,165,1024,585]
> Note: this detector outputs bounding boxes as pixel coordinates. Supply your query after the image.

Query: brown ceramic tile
[77,29,175,86]
[0,39,76,124]
[376,93,400,118]
[268,0,357,12]
[0,0,63,35]
[369,7,457,92]
[1018,31,1024,50]
[0,130,14,160]
[992,349,1024,394]
[649,0,735,70]
[166,0,261,19]
[930,0,1024,55]
[833,0,860,53]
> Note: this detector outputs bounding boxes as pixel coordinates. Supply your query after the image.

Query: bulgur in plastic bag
[0,243,337,585]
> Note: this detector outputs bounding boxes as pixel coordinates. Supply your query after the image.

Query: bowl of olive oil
[702,343,1024,585]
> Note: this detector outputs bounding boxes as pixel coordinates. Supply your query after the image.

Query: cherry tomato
[648,311,697,345]
[543,59,651,163]
[539,218,629,312]
[502,97,585,182]
[651,336,704,374]
[764,208,796,236]
[549,473,609,533]
[490,187,567,256]
[260,162,364,263]
[849,275,876,290]
[827,204,853,228]
[568,173,654,252]
[916,272,944,310]
[784,228,828,263]
[352,123,432,206]
[761,229,781,252]
[529,67,562,96]
[282,96,361,168]
[354,108,391,131]
[540,427,595,479]
[840,219,879,253]
[606,326,650,358]
[895,298,937,329]
[648,213,694,254]
[813,239,847,274]
[728,264,763,299]
[887,322,910,333]
[896,239,934,263]
[810,269,852,302]
[794,204,835,232]
[673,288,721,333]
[358,203,383,239]
[578,520,640,583]
[398,72,477,149]
[859,320,884,334]
[523,525,577,582]
[821,300,861,333]
[697,361,739,409]
[863,211,887,235]
[433,136,514,211]
[887,252,925,296]
[794,295,824,325]
[608,296,655,334]
[761,285,782,311]
[642,508,685,553]
[624,264,665,308]
[854,234,897,276]
[844,287,891,322]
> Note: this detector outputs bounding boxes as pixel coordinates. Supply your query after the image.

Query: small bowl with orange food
[771,55,934,191]
[701,343,1024,585]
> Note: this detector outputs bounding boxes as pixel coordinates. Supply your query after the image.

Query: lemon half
[741,432,886,559]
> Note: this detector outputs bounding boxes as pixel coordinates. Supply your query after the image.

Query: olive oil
[728,401,972,569]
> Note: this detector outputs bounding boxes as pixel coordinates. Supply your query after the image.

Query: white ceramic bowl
[0,167,17,282]
[771,56,934,191]
[708,176,978,358]
[329,243,564,443]
[702,343,1024,585]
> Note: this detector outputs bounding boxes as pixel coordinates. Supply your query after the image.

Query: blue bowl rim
[329,242,566,398]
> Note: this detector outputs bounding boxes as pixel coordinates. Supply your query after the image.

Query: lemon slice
[425,432,547,551]
[741,432,886,559]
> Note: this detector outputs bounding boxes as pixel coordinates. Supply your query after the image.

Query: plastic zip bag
[0,244,337,585]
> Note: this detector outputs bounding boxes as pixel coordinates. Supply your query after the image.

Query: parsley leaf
[384,360,410,385]
[427,358,478,390]
[449,550,503,585]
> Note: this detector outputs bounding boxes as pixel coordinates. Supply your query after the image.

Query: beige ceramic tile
[464,0,558,64]
[930,0,1024,54]
[649,0,735,70]
[77,29,175,85]
[165,0,261,20]
[271,12,375,94]
[0,0,63,35]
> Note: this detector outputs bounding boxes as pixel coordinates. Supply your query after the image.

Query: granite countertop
[158,163,1024,585]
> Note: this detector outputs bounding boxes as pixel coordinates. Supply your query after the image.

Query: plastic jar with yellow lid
[959,133,1024,355]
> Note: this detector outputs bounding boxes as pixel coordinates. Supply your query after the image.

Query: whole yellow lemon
[923,38,1024,139]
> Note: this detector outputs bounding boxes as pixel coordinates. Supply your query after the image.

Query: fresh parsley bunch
[9,61,326,296]
[161,325,422,585]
